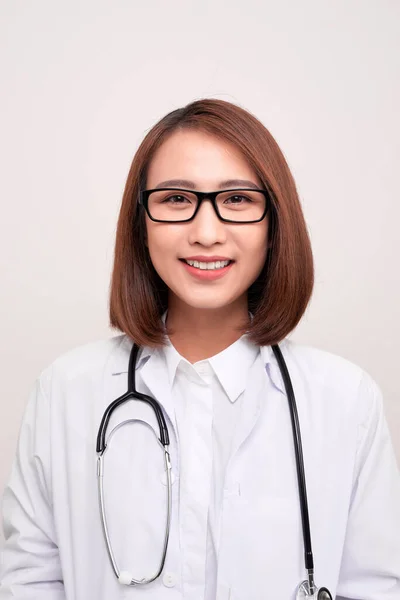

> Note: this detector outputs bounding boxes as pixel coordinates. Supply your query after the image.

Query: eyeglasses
[139,188,271,223]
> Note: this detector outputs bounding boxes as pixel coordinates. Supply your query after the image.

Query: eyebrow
[154,178,262,190]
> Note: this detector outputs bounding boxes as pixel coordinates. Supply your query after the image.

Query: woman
[1,99,399,600]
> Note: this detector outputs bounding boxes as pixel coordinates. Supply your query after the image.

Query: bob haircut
[109,98,314,348]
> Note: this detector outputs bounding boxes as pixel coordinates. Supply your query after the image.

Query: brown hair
[109,98,314,347]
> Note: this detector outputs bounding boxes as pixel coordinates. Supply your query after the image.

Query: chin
[173,292,243,312]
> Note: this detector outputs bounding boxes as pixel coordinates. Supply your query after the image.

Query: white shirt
[1,334,400,600]
[161,325,259,599]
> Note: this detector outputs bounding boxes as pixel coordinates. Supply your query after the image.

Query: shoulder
[38,333,131,390]
[279,338,365,386]
[270,338,382,426]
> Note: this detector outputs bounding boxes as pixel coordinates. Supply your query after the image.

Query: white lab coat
[1,334,400,600]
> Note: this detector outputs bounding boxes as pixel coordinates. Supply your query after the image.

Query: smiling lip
[181,255,233,262]
[180,259,234,281]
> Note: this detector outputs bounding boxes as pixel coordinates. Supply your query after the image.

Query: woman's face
[145,129,269,314]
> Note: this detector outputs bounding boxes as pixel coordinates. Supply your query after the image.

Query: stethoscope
[96,342,333,599]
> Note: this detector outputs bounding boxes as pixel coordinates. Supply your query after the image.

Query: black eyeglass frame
[139,188,271,224]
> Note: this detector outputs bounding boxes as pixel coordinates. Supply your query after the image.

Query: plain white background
[1,0,399,542]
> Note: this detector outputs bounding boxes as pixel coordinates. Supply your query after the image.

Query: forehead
[146,128,261,189]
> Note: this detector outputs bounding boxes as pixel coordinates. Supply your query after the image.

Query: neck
[165,295,250,363]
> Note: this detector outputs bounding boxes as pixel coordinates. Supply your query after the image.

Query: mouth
[179,258,234,271]
[178,258,235,281]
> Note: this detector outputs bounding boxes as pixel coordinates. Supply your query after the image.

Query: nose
[188,197,227,246]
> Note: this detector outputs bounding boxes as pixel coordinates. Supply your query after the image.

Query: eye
[224,194,253,204]
[162,194,192,204]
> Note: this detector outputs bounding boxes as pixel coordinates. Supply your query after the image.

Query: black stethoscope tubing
[271,344,313,572]
[96,341,332,598]
[97,342,169,453]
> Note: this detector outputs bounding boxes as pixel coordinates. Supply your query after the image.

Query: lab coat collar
[261,343,286,395]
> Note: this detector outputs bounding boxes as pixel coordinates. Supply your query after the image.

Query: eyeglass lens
[147,189,266,222]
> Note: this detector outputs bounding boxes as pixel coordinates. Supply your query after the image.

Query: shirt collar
[161,310,262,403]
[131,311,285,398]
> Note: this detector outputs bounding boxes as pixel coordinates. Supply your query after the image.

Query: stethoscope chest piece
[296,581,332,599]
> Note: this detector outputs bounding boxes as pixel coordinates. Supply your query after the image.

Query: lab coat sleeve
[336,371,400,600]
[0,370,65,600]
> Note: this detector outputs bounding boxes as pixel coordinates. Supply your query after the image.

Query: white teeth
[185,259,231,270]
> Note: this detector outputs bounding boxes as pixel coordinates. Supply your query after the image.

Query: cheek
[145,222,181,267]
[240,223,268,260]
[238,227,269,286]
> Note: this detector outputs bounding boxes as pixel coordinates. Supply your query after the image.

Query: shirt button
[163,572,177,588]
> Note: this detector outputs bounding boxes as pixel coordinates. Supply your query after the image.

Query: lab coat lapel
[102,336,177,439]
[230,355,269,458]
[137,347,178,437]
[101,335,134,419]
[229,345,285,457]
